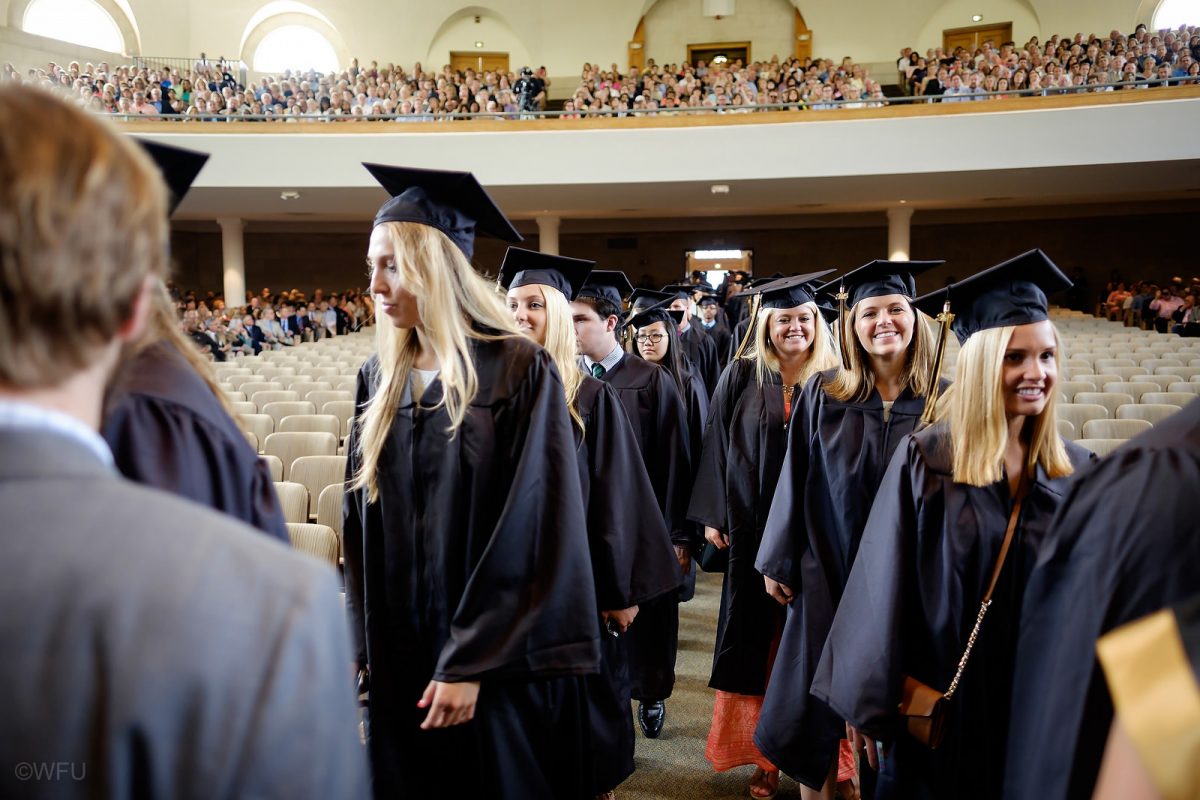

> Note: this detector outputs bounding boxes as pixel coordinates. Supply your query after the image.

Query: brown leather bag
[897,473,1028,749]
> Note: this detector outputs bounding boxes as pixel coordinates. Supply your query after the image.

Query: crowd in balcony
[1,21,1195,121]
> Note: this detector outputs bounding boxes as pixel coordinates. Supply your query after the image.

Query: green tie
[591,363,605,379]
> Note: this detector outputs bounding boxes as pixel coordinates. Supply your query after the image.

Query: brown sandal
[749,767,779,799]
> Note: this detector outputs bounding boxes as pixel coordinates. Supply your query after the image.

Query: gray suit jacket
[0,428,368,799]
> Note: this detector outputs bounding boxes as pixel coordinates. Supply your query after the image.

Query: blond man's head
[0,85,167,387]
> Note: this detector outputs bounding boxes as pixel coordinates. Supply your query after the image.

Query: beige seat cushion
[291,455,348,518]
[273,481,310,524]
[263,432,338,480]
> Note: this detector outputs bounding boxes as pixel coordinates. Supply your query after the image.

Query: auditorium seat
[316,482,345,538]
[286,523,340,567]
[273,481,310,524]
[1073,373,1122,387]
[243,430,258,451]
[1073,392,1134,418]
[1082,418,1153,440]
[1140,392,1197,408]
[1056,418,1076,441]
[1163,366,1200,380]
[333,377,359,393]
[306,390,354,408]
[1167,382,1200,395]
[1094,358,1136,370]
[260,454,283,482]
[230,401,257,417]
[251,389,301,412]
[321,400,356,437]
[279,414,342,439]
[1140,358,1184,371]
[290,455,348,518]
[1075,438,1125,457]
[1116,404,1182,425]
[1106,366,1148,381]
[1057,403,1109,433]
[226,374,269,390]
[1058,381,1097,402]
[1130,374,1182,391]
[240,381,285,398]
[263,432,338,480]
[261,400,317,428]
[239,413,274,453]
[1101,381,1159,402]
[222,390,247,403]
[257,366,297,381]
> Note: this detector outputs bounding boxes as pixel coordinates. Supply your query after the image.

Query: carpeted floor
[620,571,809,800]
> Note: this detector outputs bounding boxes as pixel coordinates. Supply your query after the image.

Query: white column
[887,205,913,261]
[217,216,246,306]
[536,214,560,255]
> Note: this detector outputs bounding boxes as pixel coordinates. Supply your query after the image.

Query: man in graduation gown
[665,283,720,397]
[345,164,602,798]
[573,271,693,739]
[696,292,733,369]
[1003,397,1200,800]
[0,85,367,800]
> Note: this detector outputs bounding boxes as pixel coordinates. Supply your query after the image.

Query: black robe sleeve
[581,381,681,611]
[1002,400,1200,800]
[341,361,372,667]
[687,362,740,532]
[648,368,695,548]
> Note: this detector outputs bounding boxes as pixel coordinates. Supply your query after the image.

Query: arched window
[251,25,339,73]
[22,0,124,53]
[1153,0,1199,28]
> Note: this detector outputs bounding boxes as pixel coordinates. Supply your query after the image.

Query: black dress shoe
[637,700,666,738]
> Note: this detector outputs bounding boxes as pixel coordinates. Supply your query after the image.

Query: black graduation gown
[598,354,692,701]
[343,337,601,800]
[574,375,681,793]
[688,359,790,695]
[679,322,720,397]
[753,370,945,787]
[698,318,733,369]
[1002,398,1200,800]
[677,363,710,603]
[810,425,1095,800]
[729,316,753,363]
[725,294,749,331]
[102,342,288,542]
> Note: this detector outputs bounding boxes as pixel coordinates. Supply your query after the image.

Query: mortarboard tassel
[835,283,851,370]
[733,294,763,361]
[920,298,955,427]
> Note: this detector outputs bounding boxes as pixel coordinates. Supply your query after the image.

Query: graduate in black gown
[688,272,840,800]
[102,141,288,542]
[754,260,946,798]
[572,272,692,740]
[343,165,601,799]
[1002,395,1200,800]
[499,247,681,797]
[696,292,734,369]
[665,283,721,397]
[1090,592,1200,800]
[811,251,1096,800]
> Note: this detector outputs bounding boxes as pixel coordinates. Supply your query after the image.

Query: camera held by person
[513,67,545,113]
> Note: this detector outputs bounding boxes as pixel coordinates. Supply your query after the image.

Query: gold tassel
[835,285,851,369]
[920,300,955,426]
[733,294,762,361]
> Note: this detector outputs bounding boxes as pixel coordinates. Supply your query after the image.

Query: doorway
[943,22,1013,54]
[687,41,751,66]
[449,51,510,74]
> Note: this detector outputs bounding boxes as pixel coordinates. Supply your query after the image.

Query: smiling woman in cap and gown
[102,141,288,541]
[499,247,680,798]
[342,164,601,798]
[687,271,840,799]
[753,259,946,798]
[810,250,1096,800]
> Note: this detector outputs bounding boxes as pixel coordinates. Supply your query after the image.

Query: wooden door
[449,52,510,74]
[794,9,812,62]
[943,22,1013,53]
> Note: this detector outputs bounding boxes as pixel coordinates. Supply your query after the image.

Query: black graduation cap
[629,288,673,312]
[578,270,634,308]
[662,283,702,302]
[913,249,1072,344]
[815,292,840,325]
[497,247,594,301]
[746,272,784,288]
[363,163,522,259]
[697,293,720,307]
[740,270,836,310]
[138,140,208,217]
[626,302,684,331]
[820,259,945,308]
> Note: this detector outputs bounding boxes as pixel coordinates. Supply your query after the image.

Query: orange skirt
[704,690,776,772]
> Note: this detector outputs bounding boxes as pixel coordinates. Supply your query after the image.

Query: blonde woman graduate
[811,250,1096,800]
[343,165,601,799]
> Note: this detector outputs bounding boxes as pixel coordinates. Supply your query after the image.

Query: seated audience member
[259,305,292,348]
[1171,291,1199,335]
[1148,285,1184,332]
[1104,282,1131,320]
[241,313,268,354]
[0,84,367,799]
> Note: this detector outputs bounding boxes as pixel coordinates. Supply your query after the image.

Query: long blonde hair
[749,302,839,386]
[352,222,520,502]
[937,324,1074,487]
[823,296,937,403]
[510,283,584,431]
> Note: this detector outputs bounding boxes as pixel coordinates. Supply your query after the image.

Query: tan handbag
[897,473,1028,749]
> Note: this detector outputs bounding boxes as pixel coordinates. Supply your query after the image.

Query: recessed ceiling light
[972,14,983,22]
[280,191,300,200]
[474,41,484,49]
[711,184,730,194]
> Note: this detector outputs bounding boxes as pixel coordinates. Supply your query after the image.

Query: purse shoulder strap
[944,468,1029,699]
